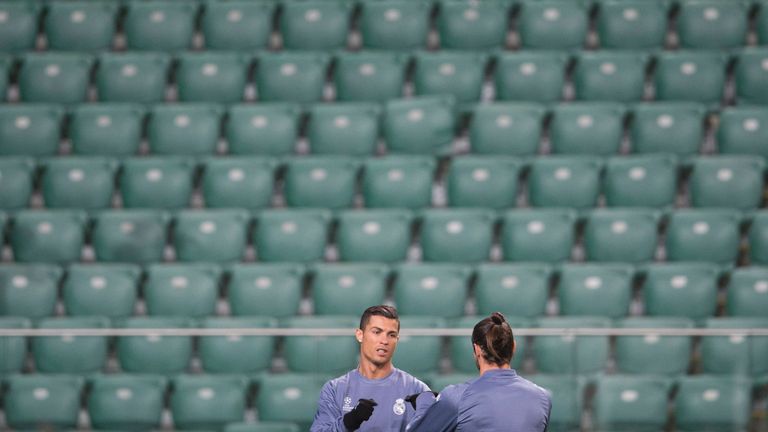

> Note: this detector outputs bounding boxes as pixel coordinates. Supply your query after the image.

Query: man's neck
[478,362,510,376]
[358,360,394,380]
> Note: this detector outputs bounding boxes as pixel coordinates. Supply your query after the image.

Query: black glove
[404,391,438,410]
[343,398,377,431]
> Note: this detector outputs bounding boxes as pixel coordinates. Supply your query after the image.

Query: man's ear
[355,328,363,343]
[472,343,481,358]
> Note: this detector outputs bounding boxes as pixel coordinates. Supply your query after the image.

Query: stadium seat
[526,375,585,432]
[228,264,305,317]
[0,157,35,209]
[392,316,445,375]
[40,157,118,209]
[665,209,741,263]
[614,317,694,375]
[201,0,275,50]
[630,102,706,155]
[0,104,64,156]
[734,48,768,105]
[172,209,250,263]
[226,103,301,155]
[549,103,626,155]
[199,317,277,374]
[283,157,359,209]
[468,102,546,155]
[335,209,414,263]
[0,55,10,100]
[500,209,576,262]
[0,264,63,319]
[254,209,331,262]
[475,263,552,318]
[44,1,118,51]
[653,51,728,104]
[282,316,359,374]
[3,375,84,430]
[641,262,721,320]
[700,317,768,377]
[413,51,488,104]
[19,52,93,104]
[436,0,510,49]
[494,51,568,102]
[749,211,768,265]
[419,208,496,262]
[143,263,222,318]
[573,51,649,102]
[280,0,351,50]
[116,316,194,374]
[689,156,764,210]
[147,104,223,155]
[517,0,589,49]
[306,103,381,155]
[583,208,660,263]
[527,156,603,209]
[256,52,330,103]
[87,374,167,431]
[603,154,678,208]
[69,104,145,156]
[0,1,41,52]
[170,375,249,430]
[674,376,752,432]
[534,316,611,374]
[0,317,31,373]
[119,157,196,209]
[383,96,456,155]
[358,0,431,49]
[11,210,86,263]
[758,1,768,46]
[716,107,768,157]
[595,0,669,49]
[96,52,171,103]
[445,156,522,209]
[361,156,436,208]
[201,157,277,209]
[558,264,635,318]
[226,422,300,432]
[256,374,326,428]
[311,263,389,315]
[393,263,471,318]
[677,0,749,49]
[32,316,110,374]
[592,375,673,432]
[62,263,141,318]
[333,51,408,102]
[449,316,529,372]
[92,210,169,263]
[124,0,197,51]
[176,52,250,103]
[727,267,768,317]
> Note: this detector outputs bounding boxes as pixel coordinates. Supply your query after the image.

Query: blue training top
[311,367,431,432]
[406,369,552,432]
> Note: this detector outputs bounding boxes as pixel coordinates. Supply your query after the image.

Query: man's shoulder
[392,368,431,391]
[516,375,553,404]
[322,370,356,391]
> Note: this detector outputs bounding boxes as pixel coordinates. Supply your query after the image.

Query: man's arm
[406,385,464,432]
[310,381,347,432]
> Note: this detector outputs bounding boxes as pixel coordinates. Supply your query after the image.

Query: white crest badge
[343,396,353,412]
[393,398,406,416]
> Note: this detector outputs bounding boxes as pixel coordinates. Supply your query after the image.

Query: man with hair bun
[405,312,551,431]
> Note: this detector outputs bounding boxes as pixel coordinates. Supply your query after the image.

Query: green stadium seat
[475,263,553,318]
[674,376,752,432]
[0,317,31,373]
[173,209,250,263]
[119,157,196,209]
[596,0,669,49]
[445,156,522,209]
[176,52,250,103]
[44,1,118,51]
[171,375,249,430]
[283,157,359,209]
[468,103,546,155]
[256,52,330,103]
[225,422,300,432]
[500,209,576,262]
[592,375,673,432]
[534,317,611,374]
[228,264,305,317]
[11,210,86,263]
[0,104,64,156]
[201,0,275,50]
[641,263,721,320]
[282,316,359,374]
[526,375,585,432]
[384,96,456,155]
[124,0,197,51]
[518,0,589,49]
[254,209,331,262]
[393,263,471,318]
[0,157,35,209]
[549,103,626,155]
[665,209,741,263]
[19,52,93,104]
[333,51,408,102]
[144,263,222,318]
[116,316,194,374]
[87,374,167,431]
[226,103,301,155]
[758,1,768,45]
[201,157,277,209]
[306,103,380,155]
[0,264,62,319]
[677,0,749,49]
[419,208,496,262]
[92,210,169,263]
[436,0,510,49]
[630,102,706,155]
[62,264,141,318]
[3,375,84,430]
[311,263,389,315]
[449,316,529,372]
[734,48,768,105]
[494,51,568,102]
[362,156,435,208]
[527,156,603,209]
[413,51,488,105]
[69,104,145,156]
[256,374,326,428]
[148,104,223,155]
[573,51,649,102]
[199,317,277,374]
[603,154,678,208]
[428,373,476,392]
[717,107,768,157]
[359,0,431,49]
[280,0,351,50]
[689,156,764,210]
[392,316,445,375]
[614,317,694,375]
[0,2,40,52]
[558,264,634,318]
[700,318,768,377]
[96,52,171,103]
[749,211,768,265]
[653,51,728,104]
[583,208,661,263]
[727,267,768,317]
[32,316,110,374]
[40,157,118,209]
[336,209,414,262]
[0,55,10,100]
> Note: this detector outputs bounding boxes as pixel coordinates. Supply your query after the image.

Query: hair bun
[491,312,505,325]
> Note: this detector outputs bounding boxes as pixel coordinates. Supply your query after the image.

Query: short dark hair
[359,305,400,330]
[471,312,515,366]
